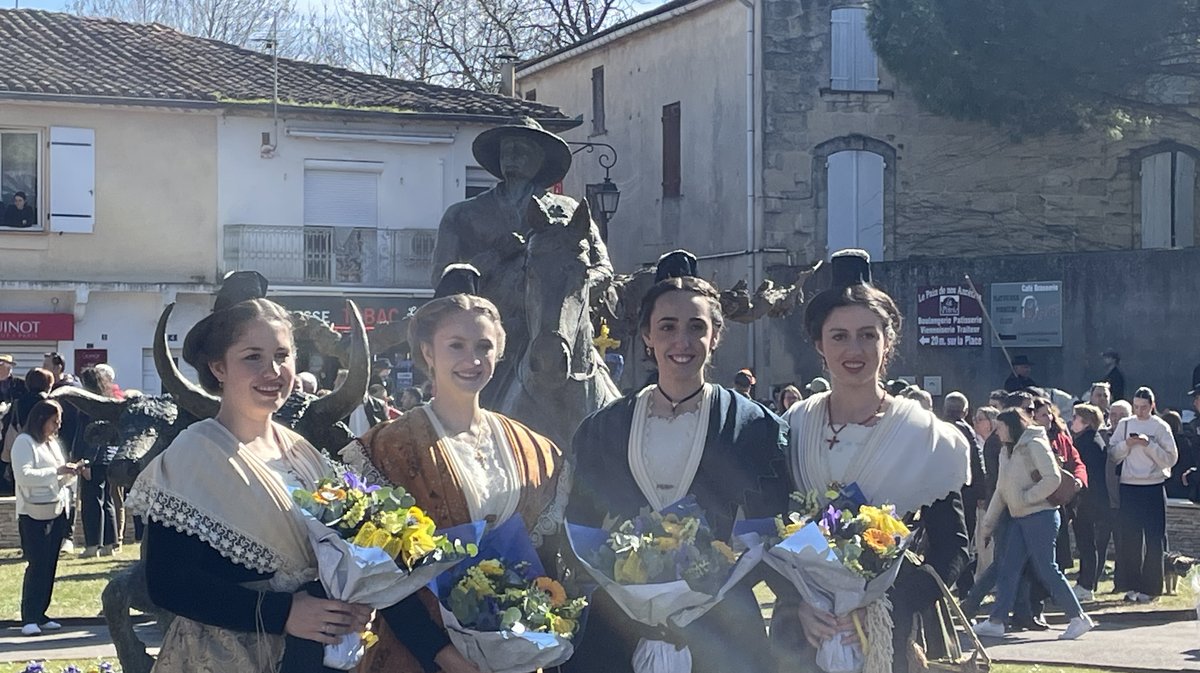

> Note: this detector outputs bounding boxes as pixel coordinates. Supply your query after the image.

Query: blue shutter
[1174,152,1195,247]
[827,151,857,256]
[855,151,885,259]
[830,9,853,90]
[1141,153,1172,249]
[850,8,879,92]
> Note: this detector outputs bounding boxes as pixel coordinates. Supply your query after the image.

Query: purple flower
[343,470,381,493]
[63,667,81,673]
[22,662,45,673]
[100,664,114,673]
[820,505,841,533]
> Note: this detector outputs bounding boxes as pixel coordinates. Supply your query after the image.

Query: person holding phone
[1109,387,1178,602]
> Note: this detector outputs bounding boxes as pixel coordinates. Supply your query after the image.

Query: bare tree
[68,0,304,56]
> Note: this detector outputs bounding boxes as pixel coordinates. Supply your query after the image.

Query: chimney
[498,52,518,97]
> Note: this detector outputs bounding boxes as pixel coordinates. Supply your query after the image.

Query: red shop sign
[0,313,75,341]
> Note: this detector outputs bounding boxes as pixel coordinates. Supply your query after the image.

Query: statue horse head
[494,199,620,448]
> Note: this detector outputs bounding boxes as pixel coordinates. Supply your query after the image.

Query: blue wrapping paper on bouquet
[296,511,484,670]
[433,516,587,673]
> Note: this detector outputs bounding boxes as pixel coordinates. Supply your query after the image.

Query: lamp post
[567,141,620,241]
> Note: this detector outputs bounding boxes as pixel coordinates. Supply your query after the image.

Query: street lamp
[568,141,621,240]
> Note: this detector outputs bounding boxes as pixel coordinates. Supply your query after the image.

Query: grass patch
[0,545,141,622]
[993,666,1136,673]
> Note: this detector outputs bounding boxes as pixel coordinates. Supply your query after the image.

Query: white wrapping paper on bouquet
[298,514,484,670]
[735,520,909,673]
[431,516,580,673]
[438,603,575,673]
[565,519,763,673]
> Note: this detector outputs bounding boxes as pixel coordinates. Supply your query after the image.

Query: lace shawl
[127,419,324,577]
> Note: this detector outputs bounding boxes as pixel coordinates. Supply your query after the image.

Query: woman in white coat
[11,398,82,636]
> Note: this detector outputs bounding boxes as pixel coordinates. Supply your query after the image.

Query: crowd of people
[0,249,1196,672]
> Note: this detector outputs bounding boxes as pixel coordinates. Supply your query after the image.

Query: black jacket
[1102,366,1126,401]
[1073,428,1109,506]
[953,419,987,509]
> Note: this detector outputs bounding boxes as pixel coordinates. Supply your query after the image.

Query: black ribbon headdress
[214,270,270,311]
[829,249,872,288]
[434,263,482,298]
[654,249,699,283]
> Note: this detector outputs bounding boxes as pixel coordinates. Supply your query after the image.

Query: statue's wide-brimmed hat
[472,116,572,190]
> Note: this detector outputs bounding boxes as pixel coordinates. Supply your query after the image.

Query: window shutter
[855,151,885,259]
[1174,152,1195,247]
[49,127,95,233]
[826,151,857,256]
[303,169,379,228]
[851,8,879,92]
[592,67,606,135]
[1141,153,1172,248]
[830,9,853,90]
[662,102,681,198]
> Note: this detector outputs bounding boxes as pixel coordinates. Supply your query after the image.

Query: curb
[1,615,155,629]
[1040,608,1196,625]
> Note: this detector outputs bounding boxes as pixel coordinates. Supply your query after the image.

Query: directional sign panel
[916,285,985,348]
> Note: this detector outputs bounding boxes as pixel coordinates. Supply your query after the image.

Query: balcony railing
[224,225,437,287]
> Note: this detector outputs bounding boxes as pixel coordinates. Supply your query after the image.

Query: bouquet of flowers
[736,483,911,673]
[566,497,763,673]
[434,516,588,673]
[291,469,482,669]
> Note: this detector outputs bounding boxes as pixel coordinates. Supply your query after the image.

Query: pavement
[972,611,1200,672]
[1,612,1196,670]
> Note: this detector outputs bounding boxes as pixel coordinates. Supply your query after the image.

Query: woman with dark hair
[1070,404,1112,602]
[341,264,564,673]
[11,399,79,636]
[1109,387,1178,602]
[1161,409,1198,501]
[75,366,121,558]
[127,272,372,673]
[564,250,792,673]
[974,409,1092,639]
[1027,398,1086,621]
[782,249,973,669]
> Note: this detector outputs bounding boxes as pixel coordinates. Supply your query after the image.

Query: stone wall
[0,496,139,549]
[760,0,1200,264]
[760,247,1200,408]
[1167,499,1200,557]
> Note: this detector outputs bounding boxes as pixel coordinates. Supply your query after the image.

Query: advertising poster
[989,281,1063,347]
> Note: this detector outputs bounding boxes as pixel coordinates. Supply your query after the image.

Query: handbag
[1031,463,1079,507]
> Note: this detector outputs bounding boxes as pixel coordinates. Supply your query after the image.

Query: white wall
[217,115,492,233]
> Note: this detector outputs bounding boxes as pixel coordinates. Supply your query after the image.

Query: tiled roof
[0,9,570,121]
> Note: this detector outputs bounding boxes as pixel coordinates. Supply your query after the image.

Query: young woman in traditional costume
[563,250,793,673]
[127,272,373,673]
[340,265,564,673]
[780,250,972,671]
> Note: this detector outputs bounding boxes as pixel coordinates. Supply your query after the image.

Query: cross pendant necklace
[657,384,706,414]
[826,394,888,450]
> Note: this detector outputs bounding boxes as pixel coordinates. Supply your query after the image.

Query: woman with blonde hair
[342,265,564,673]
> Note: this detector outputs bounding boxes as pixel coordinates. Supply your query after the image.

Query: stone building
[517,0,1200,400]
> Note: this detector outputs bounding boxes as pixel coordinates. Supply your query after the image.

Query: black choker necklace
[658,384,706,412]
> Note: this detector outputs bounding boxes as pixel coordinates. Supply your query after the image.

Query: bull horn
[308,300,369,425]
[49,386,123,422]
[155,303,221,419]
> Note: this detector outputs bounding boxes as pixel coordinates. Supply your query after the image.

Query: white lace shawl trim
[529,459,571,549]
[126,485,303,576]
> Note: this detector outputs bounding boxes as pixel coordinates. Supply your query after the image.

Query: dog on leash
[1164,551,1198,594]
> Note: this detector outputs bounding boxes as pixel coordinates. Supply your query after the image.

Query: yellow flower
[352,521,379,548]
[863,527,894,553]
[614,549,649,584]
[553,616,577,637]
[407,506,435,529]
[400,528,438,566]
[535,577,568,607]
[314,486,347,504]
[859,505,911,538]
[478,559,506,577]
[654,536,681,551]
[710,540,738,564]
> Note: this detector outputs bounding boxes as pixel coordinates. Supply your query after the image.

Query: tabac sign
[916,285,985,347]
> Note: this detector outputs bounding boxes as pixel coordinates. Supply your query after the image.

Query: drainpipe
[738,0,757,371]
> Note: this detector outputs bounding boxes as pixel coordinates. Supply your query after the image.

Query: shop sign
[277,296,426,331]
[74,348,108,375]
[0,313,74,341]
[916,285,985,347]
[990,281,1063,348]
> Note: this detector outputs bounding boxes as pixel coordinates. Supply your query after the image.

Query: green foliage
[868,0,1200,134]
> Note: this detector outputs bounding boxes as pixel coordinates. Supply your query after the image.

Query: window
[831,7,879,92]
[826,150,884,259]
[0,129,41,230]
[1141,151,1195,248]
[662,102,681,198]
[591,66,606,136]
[465,166,498,198]
[525,89,538,102]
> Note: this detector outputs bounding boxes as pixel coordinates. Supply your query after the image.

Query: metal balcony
[223,225,436,287]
